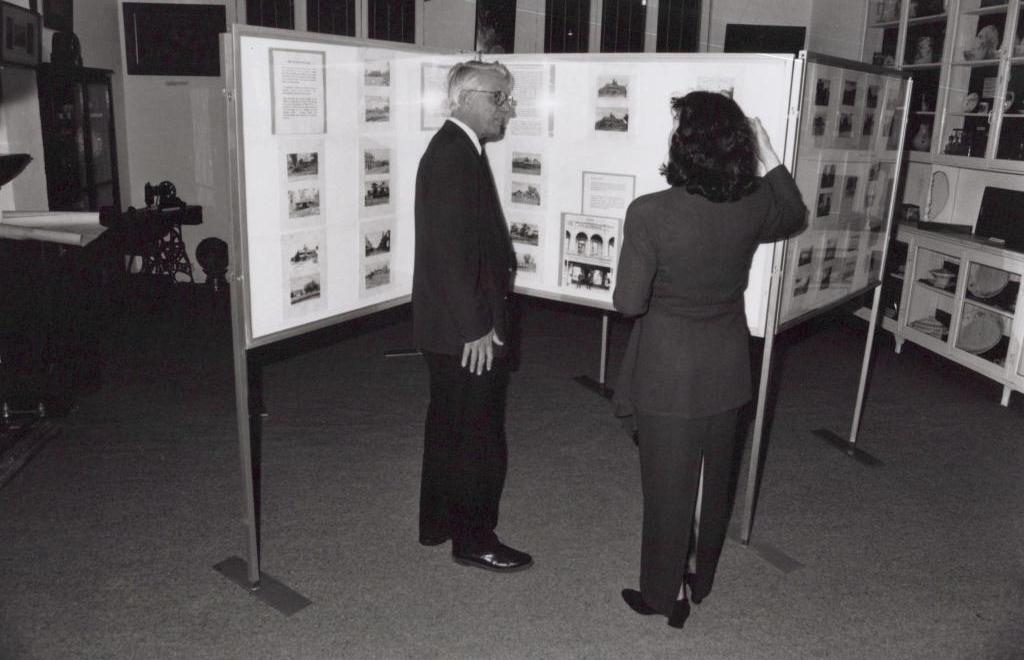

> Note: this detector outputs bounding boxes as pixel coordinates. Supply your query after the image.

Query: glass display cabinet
[36,64,121,212]
[864,0,1024,167]
[895,223,1024,405]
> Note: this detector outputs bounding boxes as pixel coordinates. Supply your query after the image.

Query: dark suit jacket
[412,120,515,356]
[613,165,807,418]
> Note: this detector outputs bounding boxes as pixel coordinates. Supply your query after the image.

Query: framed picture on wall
[42,0,72,32]
[1,1,42,67]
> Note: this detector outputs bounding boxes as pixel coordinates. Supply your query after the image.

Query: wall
[117,0,239,276]
[808,1,867,61]
[76,0,132,217]
[0,0,46,210]
[704,0,813,52]
[423,0,476,52]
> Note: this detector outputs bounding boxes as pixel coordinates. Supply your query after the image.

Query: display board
[777,54,911,329]
[228,26,801,347]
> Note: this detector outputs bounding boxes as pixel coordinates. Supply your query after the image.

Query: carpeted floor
[0,287,1022,659]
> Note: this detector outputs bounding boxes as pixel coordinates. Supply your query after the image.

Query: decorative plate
[963,92,979,113]
[927,171,950,221]
[956,309,1003,354]
[967,264,1010,299]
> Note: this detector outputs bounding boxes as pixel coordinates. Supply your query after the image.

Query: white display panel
[230,28,801,345]
[778,56,911,328]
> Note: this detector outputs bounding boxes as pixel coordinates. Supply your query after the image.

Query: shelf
[908,14,949,24]
[963,297,1014,317]
[962,4,1010,15]
[952,58,1002,66]
[915,278,957,296]
[868,20,902,29]
[902,63,944,70]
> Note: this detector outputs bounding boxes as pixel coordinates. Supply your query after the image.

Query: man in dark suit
[412,60,531,572]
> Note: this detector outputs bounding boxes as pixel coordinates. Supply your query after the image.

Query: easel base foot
[573,375,612,400]
[811,429,883,466]
[214,556,312,615]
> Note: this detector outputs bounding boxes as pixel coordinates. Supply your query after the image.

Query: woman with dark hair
[613,91,806,629]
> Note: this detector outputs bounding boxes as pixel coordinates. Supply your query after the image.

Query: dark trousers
[420,351,510,553]
[636,407,741,614]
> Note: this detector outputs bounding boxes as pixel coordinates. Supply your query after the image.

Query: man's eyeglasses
[463,89,516,109]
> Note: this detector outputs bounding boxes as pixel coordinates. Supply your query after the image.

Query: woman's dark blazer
[412,120,515,356]
[612,165,807,419]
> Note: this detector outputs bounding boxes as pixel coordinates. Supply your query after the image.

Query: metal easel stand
[808,77,913,467]
[214,53,310,613]
[573,312,613,399]
[213,269,312,616]
[808,280,886,467]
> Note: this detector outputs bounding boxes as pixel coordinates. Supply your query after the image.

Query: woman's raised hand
[749,117,781,171]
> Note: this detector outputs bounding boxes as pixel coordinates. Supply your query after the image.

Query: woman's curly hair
[660,91,758,202]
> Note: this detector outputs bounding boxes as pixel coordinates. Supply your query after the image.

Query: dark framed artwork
[1,1,41,67]
[475,0,515,54]
[42,0,71,32]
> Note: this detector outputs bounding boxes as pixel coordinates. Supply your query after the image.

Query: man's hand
[461,329,504,375]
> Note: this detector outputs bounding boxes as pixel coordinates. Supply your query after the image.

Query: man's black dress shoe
[452,543,533,572]
[419,533,450,547]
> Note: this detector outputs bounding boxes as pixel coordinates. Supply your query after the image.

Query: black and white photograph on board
[817,192,833,217]
[824,237,838,261]
[819,265,833,290]
[862,112,875,137]
[364,148,390,175]
[364,180,390,207]
[815,77,831,106]
[867,84,879,108]
[596,75,628,100]
[793,273,810,297]
[515,248,537,273]
[510,180,542,207]
[363,258,391,290]
[842,79,858,106]
[842,175,859,213]
[365,95,390,123]
[813,112,827,137]
[286,152,318,180]
[510,221,539,245]
[837,112,853,138]
[594,108,629,132]
[287,241,319,267]
[511,151,542,175]
[363,228,391,257]
[798,245,814,266]
[288,188,320,218]
[820,163,837,188]
[364,60,390,87]
[562,260,612,290]
[289,274,322,305]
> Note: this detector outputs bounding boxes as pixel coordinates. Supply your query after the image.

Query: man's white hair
[446,60,513,111]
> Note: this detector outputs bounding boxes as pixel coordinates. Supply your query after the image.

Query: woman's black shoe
[620,589,658,615]
[667,598,691,629]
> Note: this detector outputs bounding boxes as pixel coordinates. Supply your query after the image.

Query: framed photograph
[42,0,71,32]
[1,2,41,67]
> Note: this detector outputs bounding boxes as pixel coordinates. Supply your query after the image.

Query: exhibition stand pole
[809,78,912,466]
[573,312,613,398]
[739,243,786,545]
[214,36,312,614]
